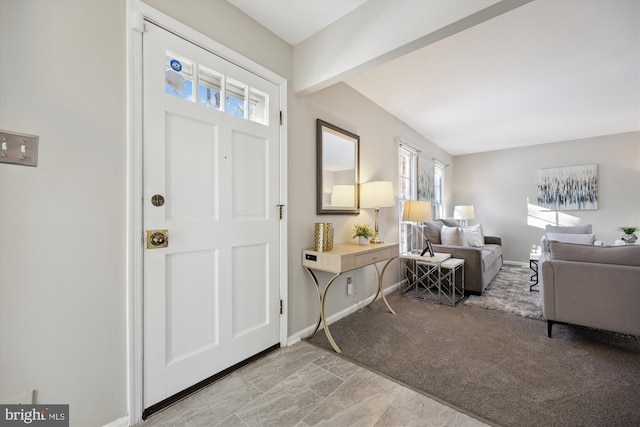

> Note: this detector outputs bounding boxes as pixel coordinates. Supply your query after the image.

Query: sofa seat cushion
[550,241,640,267]
[481,244,502,272]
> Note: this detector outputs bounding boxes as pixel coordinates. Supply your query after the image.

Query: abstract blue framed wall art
[537,164,598,211]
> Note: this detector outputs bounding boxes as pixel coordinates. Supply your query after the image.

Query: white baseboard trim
[287,281,401,347]
[103,415,129,427]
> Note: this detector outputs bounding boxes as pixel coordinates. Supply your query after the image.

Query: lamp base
[370,208,384,243]
[370,234,384,244]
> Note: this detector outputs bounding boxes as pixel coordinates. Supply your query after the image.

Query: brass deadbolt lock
[146,229,169,249]
[151,194,165,207]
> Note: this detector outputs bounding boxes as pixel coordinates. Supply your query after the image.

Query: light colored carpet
[464,264,543,319]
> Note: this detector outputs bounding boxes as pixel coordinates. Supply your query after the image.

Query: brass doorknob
[150,232,165,246]
[146,230,169,248]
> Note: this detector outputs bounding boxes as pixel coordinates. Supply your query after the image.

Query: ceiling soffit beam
[293,0,533,95]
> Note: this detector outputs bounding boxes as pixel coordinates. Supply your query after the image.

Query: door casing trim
[125,1,288,424]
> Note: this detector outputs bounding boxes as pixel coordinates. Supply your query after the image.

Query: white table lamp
[402,200,434,256]
[453,205,475,227]
[360,181,395,243]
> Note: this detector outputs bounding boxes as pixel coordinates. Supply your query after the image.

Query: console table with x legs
[302,242,399,353]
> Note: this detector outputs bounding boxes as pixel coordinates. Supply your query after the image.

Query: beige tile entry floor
[140,341,489,427]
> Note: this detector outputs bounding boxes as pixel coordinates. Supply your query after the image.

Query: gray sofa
[416,220,503,294]
[540,241,640,337]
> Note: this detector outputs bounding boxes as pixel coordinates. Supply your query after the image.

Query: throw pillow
[545,224,592,234]
[546,232,595,245]
[439,218,460,227]
[422,222,442,244]
[463,224,485,247]
[441,225,467,246]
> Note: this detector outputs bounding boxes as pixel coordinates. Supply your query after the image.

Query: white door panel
[165,112,217,219]
[143,22,281,409]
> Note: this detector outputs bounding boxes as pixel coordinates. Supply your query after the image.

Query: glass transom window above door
[164,51,269,125]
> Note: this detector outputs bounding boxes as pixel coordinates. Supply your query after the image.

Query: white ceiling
[229,0,640,155]
[228,0,368,45]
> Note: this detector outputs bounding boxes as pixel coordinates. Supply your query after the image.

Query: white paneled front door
[142,22,282,410]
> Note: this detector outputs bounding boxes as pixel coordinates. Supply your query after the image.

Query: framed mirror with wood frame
[316,119,360,215]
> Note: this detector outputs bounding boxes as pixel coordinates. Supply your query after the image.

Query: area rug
[307,291,640,427]
[464,264,543,319]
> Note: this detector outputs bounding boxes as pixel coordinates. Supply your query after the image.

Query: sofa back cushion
[546,232,595,245]
[542,224,594,252]
[545,224,592,234]
[550,241,640,267]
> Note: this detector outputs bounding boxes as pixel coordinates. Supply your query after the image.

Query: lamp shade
[402,200,433,222]
[453,205,475,220]
[360,181,394,208]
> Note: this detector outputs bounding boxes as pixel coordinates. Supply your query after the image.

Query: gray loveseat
[416,220,503,294]
[540,241,640,337]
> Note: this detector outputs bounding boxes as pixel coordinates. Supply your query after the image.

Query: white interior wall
[288,82,453,335]
[0,0,127,425]
[452,131,640,263]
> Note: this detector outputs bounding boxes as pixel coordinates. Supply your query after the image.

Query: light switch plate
[0,130,39,167]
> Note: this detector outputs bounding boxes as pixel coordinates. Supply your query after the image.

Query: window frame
[164,50,269,125]
[398,144,418,253]
[433,164,444,220]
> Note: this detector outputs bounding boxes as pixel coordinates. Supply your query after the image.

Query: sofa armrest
[540,259,555,319]
[484,236,501,246]
[541,259,640,336]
